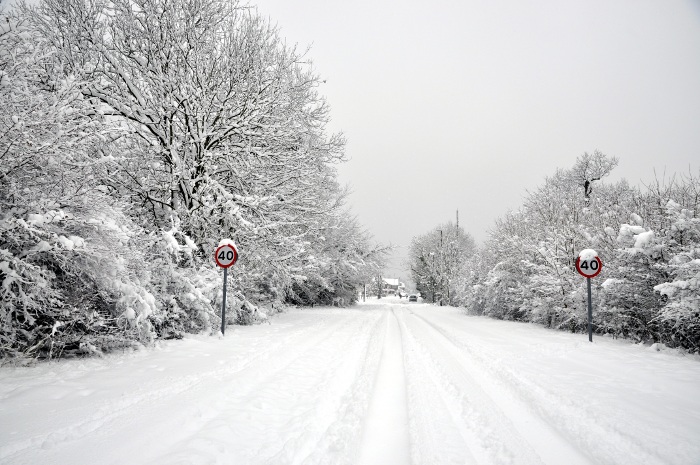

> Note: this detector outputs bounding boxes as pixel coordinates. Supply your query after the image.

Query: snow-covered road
[2,299,699,465]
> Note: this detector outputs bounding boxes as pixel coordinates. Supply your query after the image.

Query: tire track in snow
[289,308,388,465]
[133,310,385,465]
[412,311,673,465]
[355,308,411,465]
[401,308,594,465]
[396,306,485,465]
[122,308,385,465]
[398,307,521,465]
[246,309,386,465]
[0,312,360,464]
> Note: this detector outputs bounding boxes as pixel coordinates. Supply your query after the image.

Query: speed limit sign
[577,249,602,343]
[215,242,238,336]
[215,243,238,268]
[576,252,602,278]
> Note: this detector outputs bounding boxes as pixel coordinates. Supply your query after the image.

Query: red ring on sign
[214,244,238,268]
[575,256,602,278]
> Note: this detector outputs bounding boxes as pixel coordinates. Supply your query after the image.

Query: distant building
[381,278,405,296]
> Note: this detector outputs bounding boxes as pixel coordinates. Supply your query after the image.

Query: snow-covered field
[1,298,699,465]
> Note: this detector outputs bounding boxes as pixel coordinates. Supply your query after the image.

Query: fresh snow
[1,298,699,465]
[577,248,599,260]
[633,230,655,249]
[217,238,238,248]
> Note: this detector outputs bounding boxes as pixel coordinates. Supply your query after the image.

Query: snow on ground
[1,297,699,465]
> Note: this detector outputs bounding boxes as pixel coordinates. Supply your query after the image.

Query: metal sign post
[576,249,603,342]
[221,267,228,335]
[214,243,239,335]
[586,277,593,342]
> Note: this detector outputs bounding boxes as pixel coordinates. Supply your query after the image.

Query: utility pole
[439,230,443,305]
[430,252,435,303]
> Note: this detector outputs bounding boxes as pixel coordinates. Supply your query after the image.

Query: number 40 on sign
[575,251,602,278]
[215,243,238,268]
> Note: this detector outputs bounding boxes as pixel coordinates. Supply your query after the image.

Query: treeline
[0,0,385,362]
[411,152,700,352]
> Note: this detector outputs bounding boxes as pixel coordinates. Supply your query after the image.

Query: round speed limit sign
[576,251,602,278]
[214,243,238,268]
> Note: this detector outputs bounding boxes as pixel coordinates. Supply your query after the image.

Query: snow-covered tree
[286,211,389,306]
[458,151,700,352]
[1,1,385,361]
[0,12,159,360]
[32,0,373,302]
[470,152,623,327]
[570,150,619,200]
[408,222,475,304]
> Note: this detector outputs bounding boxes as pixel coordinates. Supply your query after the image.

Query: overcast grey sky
[253,0,700,280]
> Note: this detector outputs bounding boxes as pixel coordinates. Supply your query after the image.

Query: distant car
[408,294,418,302]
